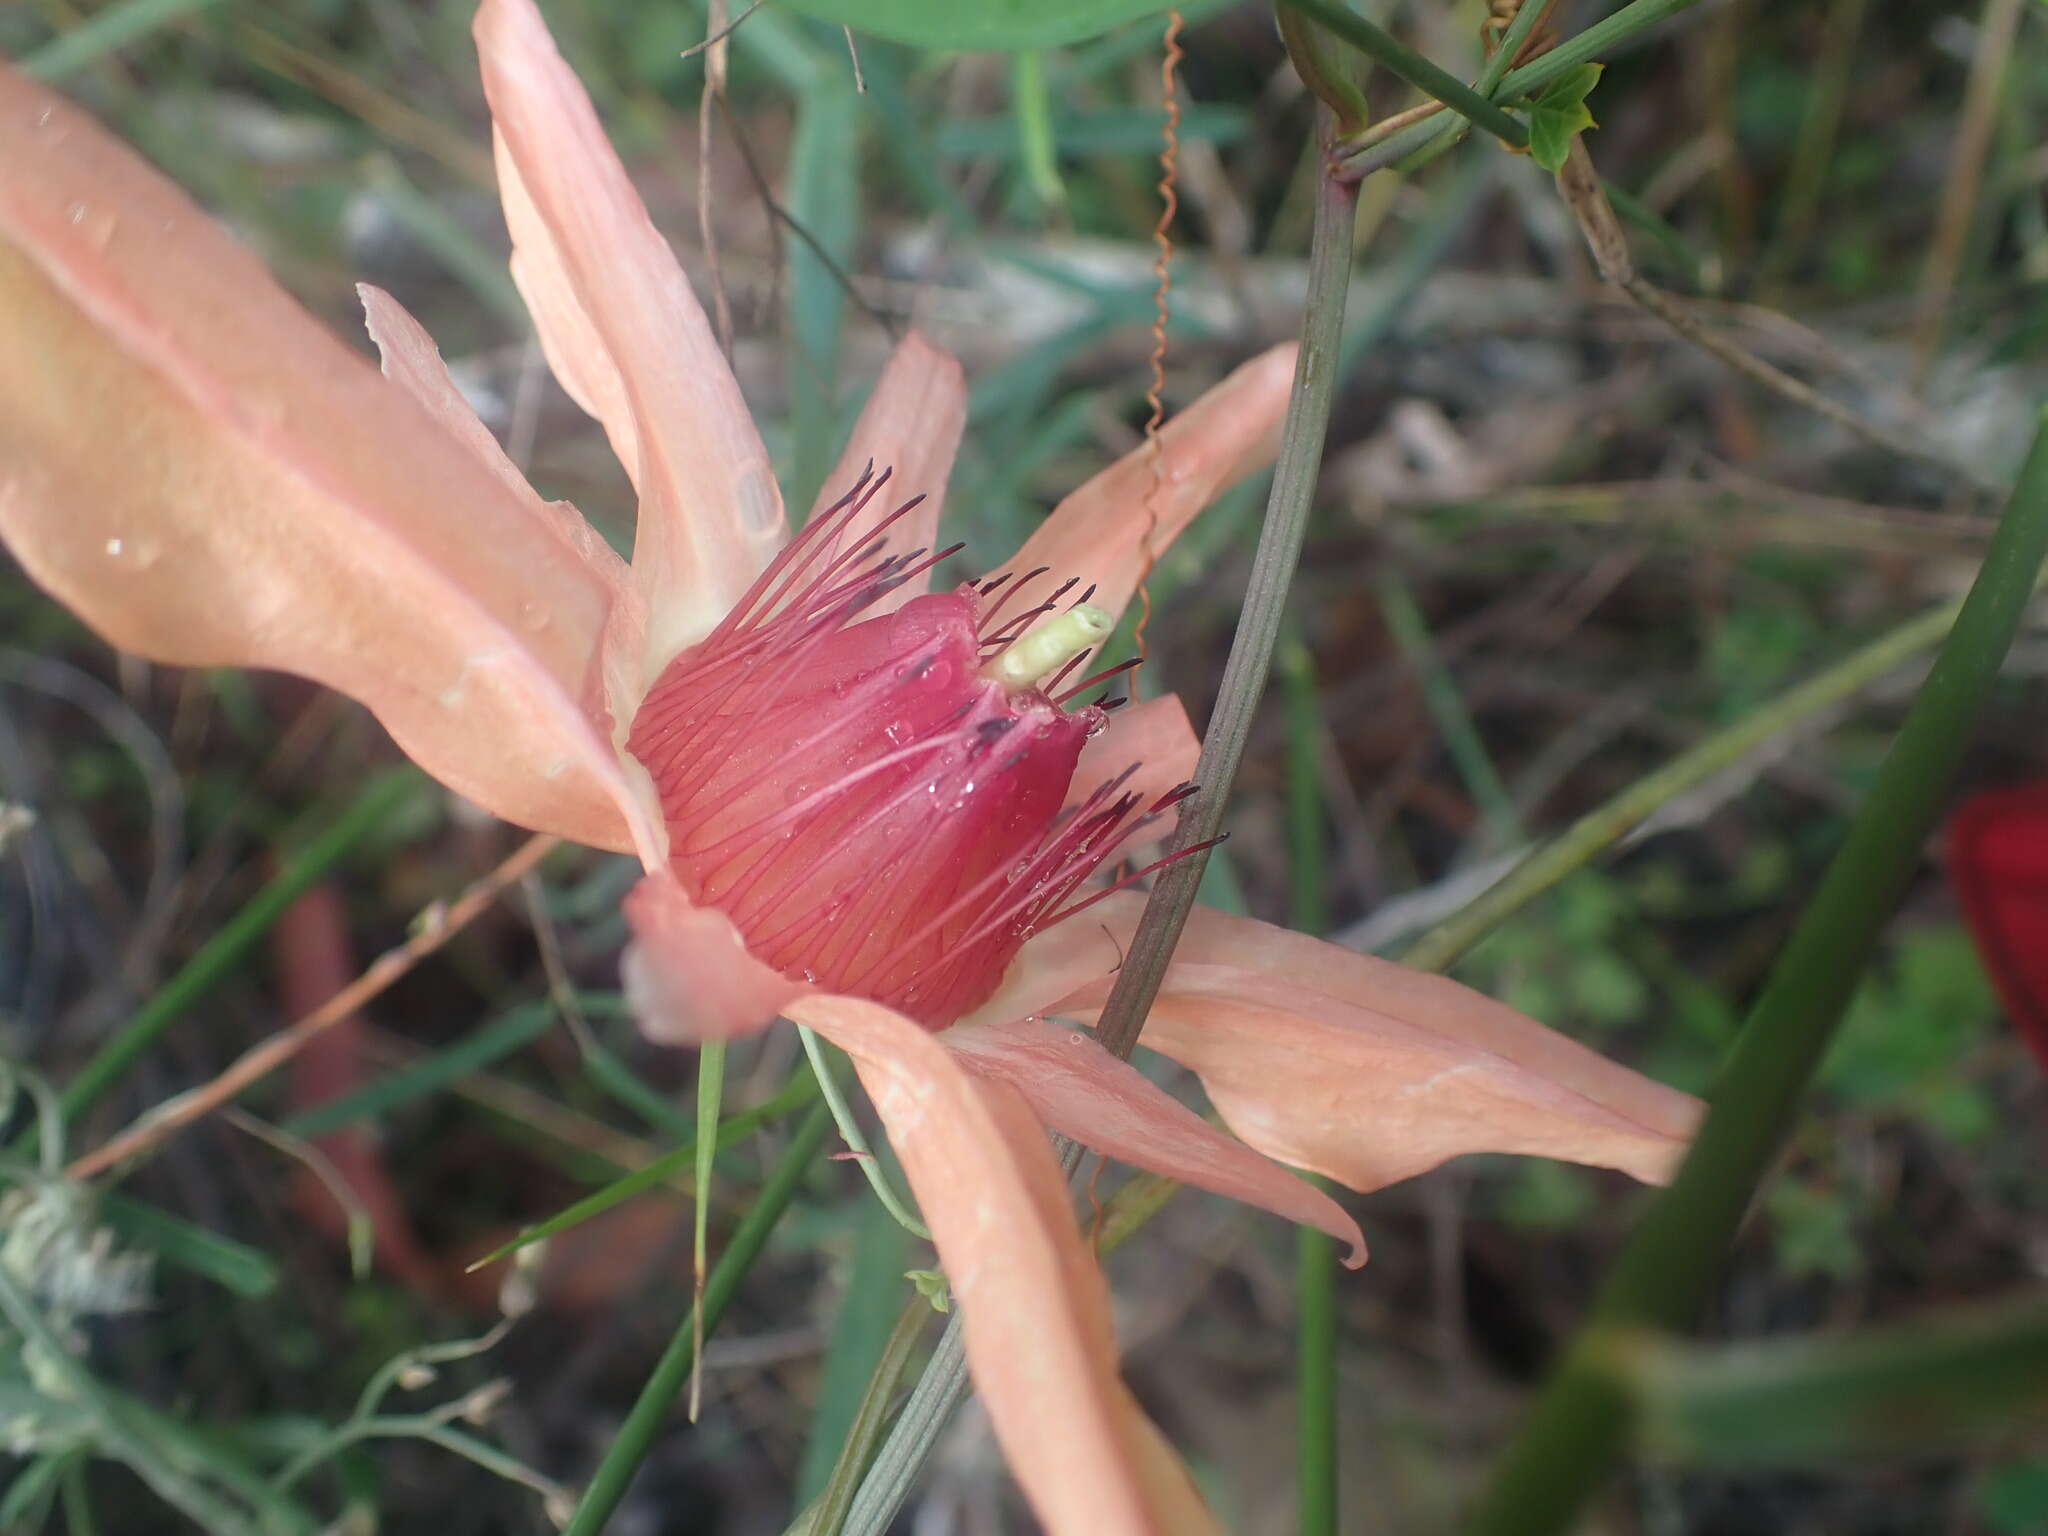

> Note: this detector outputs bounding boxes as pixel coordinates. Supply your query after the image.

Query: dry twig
[1552,139,1994,491]
[66,834,560,1180]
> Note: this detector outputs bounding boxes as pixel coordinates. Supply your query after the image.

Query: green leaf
[797,1203,912,1503]
[1526,62,1603,172]
[102,1194,280,1298]
[464,1070,818,1273]
[1630,1294,2048,1464]
[905,1269,951,1313]
[774,0,1218,51]
[21,0,225,81]
[278,1002,554,1140]
[1276,5,1370,136]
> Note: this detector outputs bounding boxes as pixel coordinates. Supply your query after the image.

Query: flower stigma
[981,602,1114,691]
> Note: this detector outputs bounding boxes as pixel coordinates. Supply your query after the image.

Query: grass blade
[562,1099,833,1536]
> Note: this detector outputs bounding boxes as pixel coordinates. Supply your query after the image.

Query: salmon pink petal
[358,283,633,598]
[788,992,1218,1536]
[812,331,966,612]
[945,1015,1366,1265]
[359,282,649,732]
[622,873,802,1043]
[0,63,646,858]
[475,0,785,676]
[978,893,1700,1190]
[1134,963,1697,1190]
[984,343,1296,636]
[1067,694,1200,834]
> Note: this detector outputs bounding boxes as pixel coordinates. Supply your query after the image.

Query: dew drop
[518,599,552,634]
[104,537,124,556]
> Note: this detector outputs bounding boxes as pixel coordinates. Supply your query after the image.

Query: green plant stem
[1277,0,1528,148]
[839,1314,969,1536]
[563,1098,832,1536]
[798,1026,929,1238]
[1091,115,1357,1063]
[1296,1219,1340,1529]
[1760,0,1870,290]
[52,770,420,1128]
[22,0,225,81]
[1283,633,1340,1536]
[1333,0,1708,180]
[1464,406,2048,1536]
[798,1299,938,1536]
[797,1199,914,1503]
[466,1068,819,1272]
[689,1039,728,1421]
[1495,0,1707,99]
[1376,574,1522,848]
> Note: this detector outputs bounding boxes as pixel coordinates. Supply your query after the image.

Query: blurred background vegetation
[2,0,2046,1531]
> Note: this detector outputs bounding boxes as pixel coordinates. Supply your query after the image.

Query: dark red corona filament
[627,470,1189,1029]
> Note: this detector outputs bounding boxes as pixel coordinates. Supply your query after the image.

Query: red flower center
[626,472,1189,1028]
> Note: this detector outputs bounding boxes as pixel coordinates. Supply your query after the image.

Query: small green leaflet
[1526,62,1603,173]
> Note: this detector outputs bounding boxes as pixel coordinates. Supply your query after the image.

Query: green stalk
[796,1200,914,1504]
[1277,0,1529,148]
[798,1027,928,1238]
[564,1098,832,1536]
[838,1314,969,1536]
[796,1299,937,1536]
[1283,634,1339,1535]
[465,1069,819,1273]
[1375,574,1522,848]
[1090,113,1357,1062]
[1464,407,2048,1535]
[54,769,420,1127]
[689,1039,727,1421]
[1333,0,1709,180]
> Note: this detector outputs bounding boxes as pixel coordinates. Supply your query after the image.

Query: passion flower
[0,4,1702,1528]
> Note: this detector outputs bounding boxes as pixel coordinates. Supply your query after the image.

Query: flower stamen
[627,471,1191,1028]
